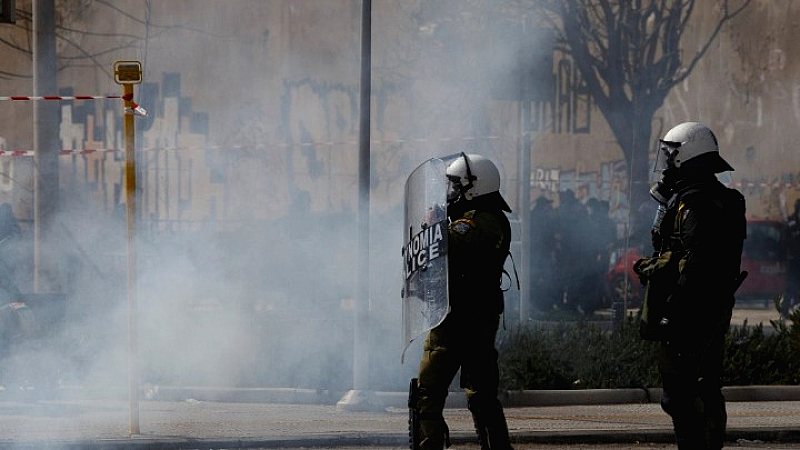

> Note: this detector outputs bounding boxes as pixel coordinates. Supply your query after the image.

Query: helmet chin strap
[446,154,477,218]
[456,152,476,199]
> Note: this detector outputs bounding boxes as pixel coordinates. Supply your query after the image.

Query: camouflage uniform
[416,207,512,450]
[655,175,745,450]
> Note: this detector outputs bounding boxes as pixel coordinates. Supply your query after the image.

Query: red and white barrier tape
[0,149,114,156]
[730,181,800,189]
[0,149,795,190]
[0,144,330,156]
[0,137,511,156]
[0,94,124,101]
[0,93,147,116]
[0,145,270,156]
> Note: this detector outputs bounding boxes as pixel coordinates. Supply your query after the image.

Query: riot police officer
[647,122,746,450]
[413,153,513,450]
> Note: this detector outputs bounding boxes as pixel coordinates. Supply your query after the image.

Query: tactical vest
[448,208,511,314]
[660,181,746,273]
[637,179,745,340]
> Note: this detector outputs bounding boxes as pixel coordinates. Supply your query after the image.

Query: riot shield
[401,158,449,362]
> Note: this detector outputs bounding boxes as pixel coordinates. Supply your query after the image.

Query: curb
[501,388,663,407]
[2,428,800,450]
[143,385,800,408]
[3,385,800,408]
[723,385,800,402]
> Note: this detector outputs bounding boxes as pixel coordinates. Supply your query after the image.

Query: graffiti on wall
[0,73,210,230]
[732,174,800,220]
[533,164,800,232]
[532,159,631,237]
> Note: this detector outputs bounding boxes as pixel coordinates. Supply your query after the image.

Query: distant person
[0,204,22,360]
[635,122,746,449]
[410,153,513,450]
[554,189,589,311]
[581,198,615,312]
[784,199,800,317]
[529,196,557,312]
[0,203,21,297]
[0,203,20,243]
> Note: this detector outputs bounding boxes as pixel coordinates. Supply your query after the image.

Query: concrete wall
[0,0,797,226]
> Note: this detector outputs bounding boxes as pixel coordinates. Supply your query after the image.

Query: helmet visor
[654,140,681,172]
[446,174,462,203]
[444,152,475,204]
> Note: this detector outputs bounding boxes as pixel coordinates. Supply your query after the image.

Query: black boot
[468,395,513,450]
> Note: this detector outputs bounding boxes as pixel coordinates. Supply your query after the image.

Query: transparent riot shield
[401,158,449,362]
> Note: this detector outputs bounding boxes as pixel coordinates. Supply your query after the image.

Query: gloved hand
[651,228,662,251]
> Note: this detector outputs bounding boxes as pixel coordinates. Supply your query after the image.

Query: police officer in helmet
[413,153,513,450]
[649,122,746,450]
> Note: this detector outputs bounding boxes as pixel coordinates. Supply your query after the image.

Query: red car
[606,219,789,306]
[738,219,789,301]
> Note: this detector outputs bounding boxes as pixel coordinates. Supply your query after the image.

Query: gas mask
[651,140,681,206]
[649,140,681,238]
[446,174,466,205]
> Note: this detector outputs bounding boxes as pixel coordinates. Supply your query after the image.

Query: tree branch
[0,69,32,79]
[672,0,753,86]
[0,36,32,55]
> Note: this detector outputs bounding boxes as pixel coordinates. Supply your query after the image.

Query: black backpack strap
[501,251,520,292]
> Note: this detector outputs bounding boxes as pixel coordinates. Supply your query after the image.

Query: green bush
[723,306,800,386]
[497,307,800,390]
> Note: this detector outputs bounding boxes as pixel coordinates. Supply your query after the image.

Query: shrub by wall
[497,308,800,390]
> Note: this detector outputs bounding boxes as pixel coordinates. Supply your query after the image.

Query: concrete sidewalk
[0,386,798,449]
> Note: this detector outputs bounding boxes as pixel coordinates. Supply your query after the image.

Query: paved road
[0,395,798,449]
[301,444,800,450]
[309,445,800,449]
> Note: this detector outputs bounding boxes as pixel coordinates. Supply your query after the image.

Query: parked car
[738,219,789,303]
[606,219,789,307]
[606,244,646,308]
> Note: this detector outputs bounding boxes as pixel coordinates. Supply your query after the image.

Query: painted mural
[0,73,211,232]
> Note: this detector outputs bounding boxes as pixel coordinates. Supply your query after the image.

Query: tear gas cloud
[0,1,538,398]
[4,0,729,403]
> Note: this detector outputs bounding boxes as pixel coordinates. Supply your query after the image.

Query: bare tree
[0,0,182,81]
[512,0,752,226]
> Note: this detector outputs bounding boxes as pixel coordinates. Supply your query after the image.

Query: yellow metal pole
[114,59,142,436]
[123,83,140,436]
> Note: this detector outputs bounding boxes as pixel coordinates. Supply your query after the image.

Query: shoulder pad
[726,188,746,211]
[679,186,719,210]
[451,218,477,235]
[677,187,705,203]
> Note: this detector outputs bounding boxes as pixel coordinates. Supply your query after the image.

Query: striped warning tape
[0,150,794,192]
[0,149,115,156]
[0,136,513,156]
[730,181,800,189]
[0,94,125,101]
[0,93,147,116]
[0,148,147,157]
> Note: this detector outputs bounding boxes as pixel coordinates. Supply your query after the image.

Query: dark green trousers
[416,311,511,450]
[659,310,732,450]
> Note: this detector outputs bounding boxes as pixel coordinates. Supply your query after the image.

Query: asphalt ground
[0,306,793,449]
[0,386,798,449]
[306,444,800,449]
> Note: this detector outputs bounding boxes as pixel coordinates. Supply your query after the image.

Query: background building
[0,0,794,392]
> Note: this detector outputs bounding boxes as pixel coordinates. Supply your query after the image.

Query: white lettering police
[403,220,447,279]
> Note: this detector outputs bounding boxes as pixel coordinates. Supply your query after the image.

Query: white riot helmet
[659,122,734,173]
[446,153,511,211]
